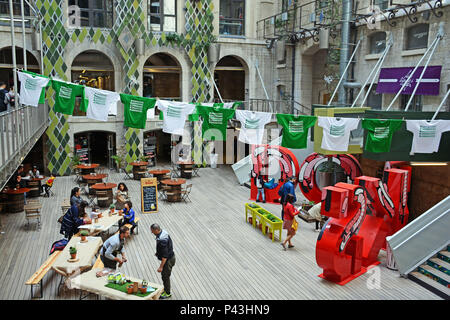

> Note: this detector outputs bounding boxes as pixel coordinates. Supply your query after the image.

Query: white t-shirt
[235,110,272,145]
[156,100,196,135]
[406,120,450,154]
[318,117,360,151]
[84,87,120,121]
[17,71,50,107]
[201,102,235,109]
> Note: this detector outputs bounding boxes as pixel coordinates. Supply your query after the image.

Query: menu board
[141,178,158,214]
[76,148,89,163]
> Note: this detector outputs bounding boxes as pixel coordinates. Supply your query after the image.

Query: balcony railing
[256,0,340,42]
[0,103,49,190]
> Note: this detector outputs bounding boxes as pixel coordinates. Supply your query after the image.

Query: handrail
[386,195,450,276]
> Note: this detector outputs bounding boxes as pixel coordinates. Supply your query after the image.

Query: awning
[376,66,442,96]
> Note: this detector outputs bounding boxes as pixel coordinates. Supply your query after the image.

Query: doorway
[74,131,116,168]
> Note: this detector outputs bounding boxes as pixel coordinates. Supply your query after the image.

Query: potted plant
[111,155,123,173]
[69,246,77,260]
[80,230,89,242]
[109,204,115,216]
[126,284,134,294]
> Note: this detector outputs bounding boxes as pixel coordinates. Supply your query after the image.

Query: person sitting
[281,193,300,250]
[118,201,136,235]
[114,182,130,210]
[42,175,55,197]
[99,226,129,270]
[70,187,83,207]
[60,200,91,240]
[28,166,40,178]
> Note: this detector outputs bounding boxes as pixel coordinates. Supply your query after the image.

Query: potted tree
[80,230,89,242]
[111,154,124,173]
[69,247,77,260]
[109,204,115,216]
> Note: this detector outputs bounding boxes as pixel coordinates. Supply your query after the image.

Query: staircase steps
[408,245,450,300]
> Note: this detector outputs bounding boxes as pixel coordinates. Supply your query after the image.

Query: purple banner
[376,66,442,95]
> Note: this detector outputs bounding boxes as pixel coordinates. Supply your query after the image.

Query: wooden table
[78,209,122,236]
[83,174,107,195]
[24,176,45,197]
[130,162,148,180]
[76,163,100,175]
[149,169,171,185]
[3,188,31,213]
[69,269,164,300]
[161,179,186,202]
[178,161,194,179]
[91,183,117,207]
[52,235,103,279]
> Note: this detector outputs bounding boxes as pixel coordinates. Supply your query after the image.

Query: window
[372,0,388,10]
[68,0,113,28]
[405,24,429,50]
[148,0,176,32]
[220,0,245,36]
[366,85,382,110]
[0,0,31,27]
[401,94,422,112]
[369,32,386,54]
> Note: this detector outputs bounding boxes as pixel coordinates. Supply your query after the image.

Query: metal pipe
[255,59,273,112]
[39,18,44,74]
[291,42,295,114]
[9,0,18,109]
[404,24,444,111]
[386,35,440,111]
[328,39,361,106]
[20,0,27,70]
[338,0,353,105]
[431,89,450,121]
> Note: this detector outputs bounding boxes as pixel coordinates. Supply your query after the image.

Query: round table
[83,174,107,195]
[177,162,194,179]
[130,162,148,180]
[91,183,117,208]
[76,164,100,175]
[161,179,186,202]
[149,169,171,184]
[25,176,46,197]
[3,188,31,213]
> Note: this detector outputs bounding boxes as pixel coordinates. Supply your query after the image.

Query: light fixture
[409,162,448,166]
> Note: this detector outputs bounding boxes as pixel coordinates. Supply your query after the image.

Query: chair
[170,163,181,178]
[192,164,200,177]
[24,202,42,229]
[180,184,192,203]
[123,168,133,180]
[96,190,109,208]
[42,183,55,197]
[158,184,170,201]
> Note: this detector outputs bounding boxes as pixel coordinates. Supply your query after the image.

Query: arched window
[405,24,429,50]
[369,32,386,54]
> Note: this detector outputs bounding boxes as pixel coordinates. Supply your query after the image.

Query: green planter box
[245,203,283,242]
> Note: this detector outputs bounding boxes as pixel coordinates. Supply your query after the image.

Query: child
[43,175,55,197]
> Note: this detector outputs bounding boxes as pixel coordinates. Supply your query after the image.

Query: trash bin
[210,153,218,169]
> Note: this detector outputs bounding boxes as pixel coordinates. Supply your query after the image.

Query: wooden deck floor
[0,165,442,300]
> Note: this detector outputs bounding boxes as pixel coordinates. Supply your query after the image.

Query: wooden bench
[25,250,62,299]
[61,199,71,214]
[93,255,104,269]
[124,216,140,235]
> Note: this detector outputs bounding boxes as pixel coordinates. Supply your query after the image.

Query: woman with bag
[59,200,91,240]
[281,193,300,250]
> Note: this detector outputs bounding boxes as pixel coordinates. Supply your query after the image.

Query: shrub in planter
[80,230,89,241]
[109,204,115,215]
[69,246,77,260]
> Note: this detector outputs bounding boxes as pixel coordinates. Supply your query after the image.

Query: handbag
[292,218,298,231]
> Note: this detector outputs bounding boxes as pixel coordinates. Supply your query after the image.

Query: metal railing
[256,0,339,41]
[211,98,311,116]
[386,195,450,276]
[0,103,49,190]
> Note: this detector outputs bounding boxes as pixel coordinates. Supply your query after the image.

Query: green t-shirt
[276,114,317,149]
[362,119,403,153]
[196,105,235,141]
[120,93,156,129]
[22,70,50,104]
[51,80,85,115]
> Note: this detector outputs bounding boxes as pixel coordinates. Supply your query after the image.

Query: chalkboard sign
[141,178,158,214]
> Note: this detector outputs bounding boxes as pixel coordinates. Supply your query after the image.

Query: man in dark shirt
[150,223,175,299]
[0,82,8,113]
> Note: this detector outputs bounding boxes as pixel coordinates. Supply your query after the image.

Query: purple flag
[376,66,442,95]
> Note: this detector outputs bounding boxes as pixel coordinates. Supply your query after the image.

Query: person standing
[5,87,15,110]
[281,194,300,250]
[278,176,296,220]
[0,82,8,113]
[255,173,266,203]
[100,226,129,269]
[150,223,175,299]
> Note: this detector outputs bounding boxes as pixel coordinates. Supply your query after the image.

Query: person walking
[281,194,300,250]
[278,176,296,220]
[150,223,175,299]
[99,226,129,269]
[0,82,8,113]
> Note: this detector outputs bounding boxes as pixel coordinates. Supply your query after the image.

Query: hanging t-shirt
[318,117,360,152]
[276,114,317,149]
[362,119,403,153]
[51,80,85,115]
[406,119,450,154]
[196,105,235,141]
[84,87,120,121]
[156,100,196,135]
[17,71,50,107]
[235,110,272,145]
[201,101,243,109]
[120,93,156,129]
[21,70,51,105]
